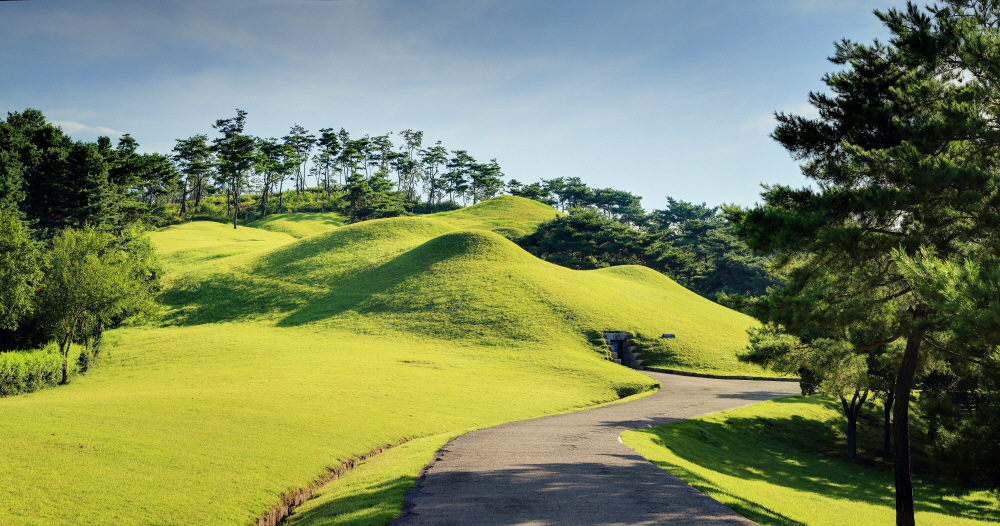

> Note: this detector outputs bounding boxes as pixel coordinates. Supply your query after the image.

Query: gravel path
[390,370,800,526]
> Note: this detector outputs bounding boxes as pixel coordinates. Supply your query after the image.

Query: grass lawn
[622,396,1000,526]
[0,196,767,525]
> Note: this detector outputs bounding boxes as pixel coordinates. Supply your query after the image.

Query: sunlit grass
[622,396,1000,526]
[154,203,764,373]
[1,324,653,525]
[431,194,562,233]
[0,196,766,525]
[247,211,347,239]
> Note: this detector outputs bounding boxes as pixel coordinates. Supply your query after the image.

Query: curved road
[390,371,800,526]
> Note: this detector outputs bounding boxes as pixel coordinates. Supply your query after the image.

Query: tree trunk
[841,395,856,459]
[180,179,189,215]
[278,177,285,212]
[194,177,203,208]
[259,176,270,219]
[60,335,71,385]
[233,176,240,230]
[893,329,924,526]
[883,388,895,457]
[841,390,869,460]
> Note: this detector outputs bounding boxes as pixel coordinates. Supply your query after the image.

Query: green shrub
[612,382,651,398]
[0,346,64,396]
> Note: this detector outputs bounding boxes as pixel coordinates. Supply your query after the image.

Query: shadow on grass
[644,454,809,526]
[276,236,459,327]
[638,398,1000,524]
[158,273,311,326]
[715,391,799,401]
[158,233,485,330]
[287,475,416,526]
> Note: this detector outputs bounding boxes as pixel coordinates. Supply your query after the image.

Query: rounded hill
[431,195,561,233]
[154,196,763,373]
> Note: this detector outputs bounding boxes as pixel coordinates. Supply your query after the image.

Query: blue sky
[1,0,906,209]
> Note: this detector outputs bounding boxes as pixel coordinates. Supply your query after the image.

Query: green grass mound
[0,196,766,525]
[151,220,297,277]
[156,214,763,372]
[246,212,347,239]
[431,195,561,233]
[622,396,999,526]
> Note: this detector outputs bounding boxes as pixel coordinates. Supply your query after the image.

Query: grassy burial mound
[160,197,762,372]
[246,212,347,239]
[622,397,999,526]
[0,196,763,525]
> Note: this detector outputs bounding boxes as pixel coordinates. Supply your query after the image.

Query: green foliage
[928,392,1000,488]
[513,195,779,302]
[724,4,1000,520]
[0,110,175,235]
[36,226,159,384]
[0,345,64,396]
[171,134,213,212]
[0,206,42,329]
[344,172,408,223]
[509,176,644,225]
[648,198,779,301]
[212,109,256,229]
[517,207,655,270]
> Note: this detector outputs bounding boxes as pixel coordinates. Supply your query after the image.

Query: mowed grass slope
[246,212,347,239]
[622,397,1000,526]
[0,196,762,525]
[160,197,763,371]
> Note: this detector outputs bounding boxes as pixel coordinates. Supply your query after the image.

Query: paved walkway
[390,371,800,526]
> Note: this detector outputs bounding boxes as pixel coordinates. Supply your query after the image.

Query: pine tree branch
[922,335,985,365]
[852,335,902,354]
[864,227,906,236]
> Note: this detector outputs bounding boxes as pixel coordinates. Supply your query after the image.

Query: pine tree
[725,3,1000,524]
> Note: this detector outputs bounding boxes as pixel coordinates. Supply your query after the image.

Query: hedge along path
[390,371,801,526]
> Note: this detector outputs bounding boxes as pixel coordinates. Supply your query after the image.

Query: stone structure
[602,332,643,369]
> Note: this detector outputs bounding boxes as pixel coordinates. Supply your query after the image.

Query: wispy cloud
[51,120,125,138]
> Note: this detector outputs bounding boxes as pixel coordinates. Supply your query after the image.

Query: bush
[0,345,64,396]
[612,382,651,399]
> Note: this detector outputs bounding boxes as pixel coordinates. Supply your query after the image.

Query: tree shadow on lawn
[274,238,459,328]
[158,273,312,326]
[638,402,1000,524]
[716,391,800,401]
[286,474,416,526]
[274,234,526,332]
[157,236,452,327]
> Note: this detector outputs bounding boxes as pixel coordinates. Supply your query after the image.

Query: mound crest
[251,216,459,282]
[433,195,561,233]
[403,230,536,264]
